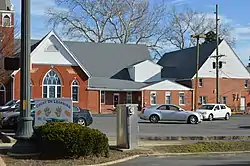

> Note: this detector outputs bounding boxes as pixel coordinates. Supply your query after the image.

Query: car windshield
[4,100,16,106]
[199,105,215,110]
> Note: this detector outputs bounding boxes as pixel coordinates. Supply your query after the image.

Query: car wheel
[149,115,159,123]
[208,114,213,121]
[224,113,230,120]
[188,115,198,124]
[77,118,86,126]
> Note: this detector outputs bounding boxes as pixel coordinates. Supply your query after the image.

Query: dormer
[128,60,163,82]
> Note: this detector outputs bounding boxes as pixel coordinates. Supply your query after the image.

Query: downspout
[10,74,15,100]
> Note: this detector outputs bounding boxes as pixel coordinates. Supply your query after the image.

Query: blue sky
[12,0,250,65]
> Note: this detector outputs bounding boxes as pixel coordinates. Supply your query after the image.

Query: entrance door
[113,93,120,107]
[240,96,246,111]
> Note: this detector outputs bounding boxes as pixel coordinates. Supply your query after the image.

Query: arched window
[71,80,79,102]
[0,83,6,105]
[43,70,62,98]
[3,15,11,26]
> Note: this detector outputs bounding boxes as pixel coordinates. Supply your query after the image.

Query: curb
[84,155,140,166]
[85,151,250,166]
[138,135,250,141]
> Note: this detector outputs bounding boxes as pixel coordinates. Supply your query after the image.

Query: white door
[157,105,172,121]
[113,93,120,107]
[213,105,221,118]
[219,105,227,117]
[240,97,246,111]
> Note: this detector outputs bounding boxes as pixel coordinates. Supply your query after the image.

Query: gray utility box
[116,104,138,149]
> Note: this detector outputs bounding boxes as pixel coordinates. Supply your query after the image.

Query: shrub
[33,122,109,159]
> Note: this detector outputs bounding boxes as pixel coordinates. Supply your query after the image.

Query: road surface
[113,154,250,166]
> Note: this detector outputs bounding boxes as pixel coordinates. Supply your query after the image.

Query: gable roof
[157,41,219,79]
[64,41,151,78]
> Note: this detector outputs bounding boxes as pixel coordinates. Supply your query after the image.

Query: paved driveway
[113,154,250,166]
[90,114,250,137]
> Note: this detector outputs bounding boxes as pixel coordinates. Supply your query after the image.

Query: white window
[126,91,132,104]
[179,92,185,105]
[150,91,156,105]
[42,70,62,98]
[222,96,227,104]
[199,79,203,87]
[199,96,207,104]
[101,91,105,104]
[245,80,248,88]
[71,80,79,102]
[165,92,171,104]
[2,14,11,26]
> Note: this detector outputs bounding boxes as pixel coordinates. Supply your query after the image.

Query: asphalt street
[113,154,250,166]
[90,114,250,137]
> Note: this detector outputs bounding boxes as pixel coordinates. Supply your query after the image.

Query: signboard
[34,98,73,127]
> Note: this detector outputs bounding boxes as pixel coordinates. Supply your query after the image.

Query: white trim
[179,92,185,106]
[165,91,171,104]
[42,69,62,98]
[71,80,79,103]
[126,91,133,104]
[2,13,11,27]
[11,74,15,99]
[132,59,163,69]
[99,90,102,114]
[11,30,91,78]
[150,91,157,105]
[100,91,105,104]
[87,87,141,91]
[113,93,120,105]
[0,10,14,13]
[0,82,6,104]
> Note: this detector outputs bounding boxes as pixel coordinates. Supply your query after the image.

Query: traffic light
[218,61,223,68]
[212,62,216,69]
[4,57,20,70]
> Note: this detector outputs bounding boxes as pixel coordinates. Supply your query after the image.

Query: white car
[196,104,232,121]
[139,104,203,124]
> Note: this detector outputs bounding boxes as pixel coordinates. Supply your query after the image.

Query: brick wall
[14,64,89,109]
[142,90,193,110]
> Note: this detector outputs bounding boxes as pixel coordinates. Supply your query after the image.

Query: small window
[101,91,105,104]
[245,80,248,88]
[126,92,132,104]
[179,92,185,105]
[165,92,171,104]
[71,80,79,102]
[199,79,203,87]
[222,96,227,104]
[2,14,11,26]
[150,92,156,105]
[199,96,207,104]
[214,105,220,110]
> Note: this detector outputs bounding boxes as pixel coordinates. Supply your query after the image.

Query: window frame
[222,96,227,104]
[150,91,157,105]
[199,96,207,105]
[71,80,79,103]
[126,91,132,104]
[179,92,185,105]
[165,92,171,104]
[198,78,203,87]
[245,80,248,88]
[101,91,105,104]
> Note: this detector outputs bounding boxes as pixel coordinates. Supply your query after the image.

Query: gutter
[87,87,141,92]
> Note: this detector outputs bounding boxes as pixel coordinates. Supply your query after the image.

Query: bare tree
[47,0,234,59]
[47,0,169,59]
[165,6,235,50]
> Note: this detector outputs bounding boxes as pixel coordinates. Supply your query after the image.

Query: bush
[33,122,109,159]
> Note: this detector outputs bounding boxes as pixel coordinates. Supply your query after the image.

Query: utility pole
[191,34,206,111]
[8,0,38,156]
[215,4,220,104]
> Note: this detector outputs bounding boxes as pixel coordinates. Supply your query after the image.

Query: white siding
[195,40,250,79]
[31,35,78,66]
[141,79,192,91]
[129,60,162,82]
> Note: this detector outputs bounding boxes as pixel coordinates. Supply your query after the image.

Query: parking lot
[90,114,250,137]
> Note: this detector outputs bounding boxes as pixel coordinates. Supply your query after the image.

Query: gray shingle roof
[157,41,219,79]
[88,77,148,90]
[64,41,152,78]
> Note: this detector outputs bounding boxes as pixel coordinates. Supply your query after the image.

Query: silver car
[139,104,203,124]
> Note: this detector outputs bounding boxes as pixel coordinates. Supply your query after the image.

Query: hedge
[33,122,109,159]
